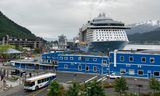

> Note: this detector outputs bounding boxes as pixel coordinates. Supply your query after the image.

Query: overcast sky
[0,0,160,40]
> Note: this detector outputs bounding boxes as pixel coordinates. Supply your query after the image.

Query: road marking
[84,76,97,83]
[27,87,47,96]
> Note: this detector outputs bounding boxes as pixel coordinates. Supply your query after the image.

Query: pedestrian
[29,73,32,77]
[1,74,4,81]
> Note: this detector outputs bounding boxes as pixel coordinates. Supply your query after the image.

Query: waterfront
[124,44,160,50]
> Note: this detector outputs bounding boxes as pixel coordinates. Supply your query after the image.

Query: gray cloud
[0,0,160,40]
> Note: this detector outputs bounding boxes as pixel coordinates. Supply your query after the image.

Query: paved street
[0,72,97,96]
[0,63,153,96]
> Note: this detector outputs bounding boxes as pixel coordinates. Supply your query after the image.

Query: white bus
[24,73,56,91]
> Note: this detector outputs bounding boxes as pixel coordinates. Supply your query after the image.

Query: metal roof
[26,73,56,82]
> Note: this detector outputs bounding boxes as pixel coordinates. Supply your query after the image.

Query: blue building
[109,50,160,78]
[57,54,109,75]
[13,49,160,79]
[14,51,64,70]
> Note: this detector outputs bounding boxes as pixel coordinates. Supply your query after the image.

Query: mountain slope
[127,20,160,35]
[128,27,160,44]
[0,11,36,39]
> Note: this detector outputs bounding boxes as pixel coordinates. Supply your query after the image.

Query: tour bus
[24,73,56,91]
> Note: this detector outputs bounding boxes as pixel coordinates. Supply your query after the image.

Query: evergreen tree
[114,77,128,96]
[149,78,160,94]
[48,81,64,96]
[66,82,81,96]
[83,80,106,96]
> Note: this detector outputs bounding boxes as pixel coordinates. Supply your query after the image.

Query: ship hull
[79,41,128,53]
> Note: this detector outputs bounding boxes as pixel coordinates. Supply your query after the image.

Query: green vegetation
[48,81,64,96]
[0,44,15,53]
[48,80,106,96]
[0,11,36,39]
[114,77,128,96]
[149,78,160,95]
[65,82,81,96]
[82,80,106,96]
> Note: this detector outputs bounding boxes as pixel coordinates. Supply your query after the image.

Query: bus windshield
[24,81,35,87]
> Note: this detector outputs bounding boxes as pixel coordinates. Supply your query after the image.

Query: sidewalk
[0,77,23,93]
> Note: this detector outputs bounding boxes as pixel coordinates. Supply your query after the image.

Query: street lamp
[134,79,137,94]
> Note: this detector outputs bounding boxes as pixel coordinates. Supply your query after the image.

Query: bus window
[38,80,42,84]
[24,81,35,87]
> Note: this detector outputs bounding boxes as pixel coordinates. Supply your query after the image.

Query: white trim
[112,63,160,67]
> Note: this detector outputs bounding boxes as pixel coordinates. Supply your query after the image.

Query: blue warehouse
[109,50,160,78]
[57,54,109,74]
[12,49,160,79]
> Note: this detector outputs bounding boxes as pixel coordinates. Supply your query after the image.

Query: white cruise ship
[78,13,130,53]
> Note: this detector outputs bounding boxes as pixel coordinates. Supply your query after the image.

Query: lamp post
[134,78,137,94]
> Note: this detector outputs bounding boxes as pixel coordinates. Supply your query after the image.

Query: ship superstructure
[79,13,130,53]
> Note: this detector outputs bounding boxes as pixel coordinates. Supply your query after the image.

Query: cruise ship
[78,13,130,53]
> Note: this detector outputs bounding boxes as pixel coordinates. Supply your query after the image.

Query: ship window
[138,70,143,75]
[86,65,89,71]
[129,56,134,62]
[64,64,68,69]
[141,57,146,63]
[120,56,124,62]
[78,65,82,71]
[154,72,159,76]
[120,69,126,74]
[93,66,97,72]
[150,57,155,63]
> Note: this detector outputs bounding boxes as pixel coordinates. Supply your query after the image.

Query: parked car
[107,73,121,79]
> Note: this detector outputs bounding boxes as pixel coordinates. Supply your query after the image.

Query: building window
[64,64,68,69]
[93,58,97,61]
[85,65,89,71]
[141,57,146,63]
[47,56,50,59]
[129,56,134,62]
[154,72,160,76]
[129,69,135,75]
[78,57,82,60]
[120,56,124,62]
[138,70,143,75]
[78,65,82,71]
[150,58,155,63]
[126,64,131,67]
[64,57,68,60]
[85,58,90,61]
[70,57,74,60]
[103,60,107,64]
[93,66,97,72]
[48,60,51,63]
[60,57,63,60]
[120,69,126,74]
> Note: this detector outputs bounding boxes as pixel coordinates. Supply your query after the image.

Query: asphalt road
[1,72,96,96]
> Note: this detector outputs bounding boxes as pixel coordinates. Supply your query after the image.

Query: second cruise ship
[78,13,130,53]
